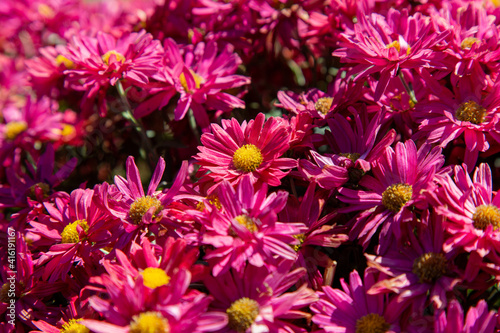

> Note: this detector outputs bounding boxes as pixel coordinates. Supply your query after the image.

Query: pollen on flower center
[102,50,126,65]
[455,100,486,124]
[315,97,333,115]
[386,40,401,52]
[381,183,413,213]
[292,233,306,252]
[129,312,170,333]
[339,152,361,163]
[355,313,390,333]
[412,252,447,283]
[28,182,50,200]
[61,219,89,244]
[232,144,263,172]
[234,214,258,233]
[129,196,163,224]
[140,267,171,289]
[60,319,89,333]
[473,204,500,230]
[0,283,11,303]
[55,55,75,69]
[226,297,260,332]
[196,194,222,211]
[179,70,203,92]
[5,121,28,140]
[461,37,480,49]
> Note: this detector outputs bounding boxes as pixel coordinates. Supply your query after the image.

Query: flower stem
[398,71,417,105]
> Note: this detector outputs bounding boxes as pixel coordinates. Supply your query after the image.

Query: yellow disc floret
[473,204,500,230]
[234,215,258,233]
[381,183,413,213]
[5,121,28,140]
[461,37,480,49]
[129,312,170,333]
[412,252,447,283]
[315,97,333,115]
[292,233,306,252]
[386,40,401,52]
[61,219,89,244]
[455,100,486,125]
[179,70,203,92]
[232,144,263,172]
[355,313,390,333]
[55,55,75,69]
[60,319,89,333]
[129,196,163,224]
[226,297,260,332]
[102,50,126,65]
[140,267,171,289]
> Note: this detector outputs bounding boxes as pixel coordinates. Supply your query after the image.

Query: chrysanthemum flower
[311,269,401,333]
[434,300,497,333]
[333,8,449,100]
[427,163,500,281]
[161,38,250,128]
[337,140,447,251]
[203,261,317,333]
[200,175,305,276]
[195,113,296,191]
[367,214,460,316]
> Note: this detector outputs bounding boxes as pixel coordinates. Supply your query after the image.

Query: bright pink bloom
[434,300,497,333]
[195,113,296,191]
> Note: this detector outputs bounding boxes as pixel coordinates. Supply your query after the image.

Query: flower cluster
[2,0,500,333]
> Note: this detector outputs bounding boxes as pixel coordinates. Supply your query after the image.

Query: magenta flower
[333,8,449,100]
[200,175,305,276]
[203,261,317,333]
[427,163,500,281]
[337,140,446,251]
[311,269,401,333]
[195,113,296,191]
[434,300,497,333]
[161,38,250,128]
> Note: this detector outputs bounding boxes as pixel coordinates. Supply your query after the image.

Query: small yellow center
[129,196,163,224]
[232,144,263,172]
[28,182,50,200]
[473,204,500,230]
[339,152,361,163]
[234,215,258,233]
[61,219,89,244]
[102,50,126,65]
[196,195,222,211]
[61,124,76,137]
[315,97,333,115]
[292,233,306,252]
[226,297,260,332]
[461,37,480,49]
[55,55,75,69]
[38,4,55,19]
[140,267,171,289]
[455,100,486,124]
[129,312,170,333]
[60,319,89,333]
[381,183,413,213]
[179,70,203,92]
[386,40,401,52]
[0,283,11,303]
[355,313,390,333]
[412,252,447,283]
[5,121,28,140]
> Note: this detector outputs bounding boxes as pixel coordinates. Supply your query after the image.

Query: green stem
[398,71,417,105]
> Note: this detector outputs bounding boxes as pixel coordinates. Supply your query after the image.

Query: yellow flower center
[461,37,480,49]
[355,313,390,333]
[492,0,500,7]
[232,144,263,172]
[5,121,28,140]
[28,182,50,200]
[314,97,333,115]
[140,267,171,289]
[234,215,258,233]
[196,195,222,211]
[129,312,170,333]
[129,196,163,224]
[226,297,260,332]
[61,124,76,137]
[0,283,11,303]
[473,204,500,230]
[38,4,55,19]
[386,40,401,52]
[102,50,126,65]
[412,252,447,283]
[339,152,361,163]
[381,183,413,213]
[179,70,203,92]
[292,233,306,252]
[455,100,486,124]
[61,219,89,244]
[60,319,89,333]
[55,55,75,69]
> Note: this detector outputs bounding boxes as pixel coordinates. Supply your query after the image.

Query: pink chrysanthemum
[194,113,296,191]
[434,300,497,333]
[311,269,401,333]
[203,261,317,333]
[427,163,500,281]
[200,175,305,276]
[337,140,447,252]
